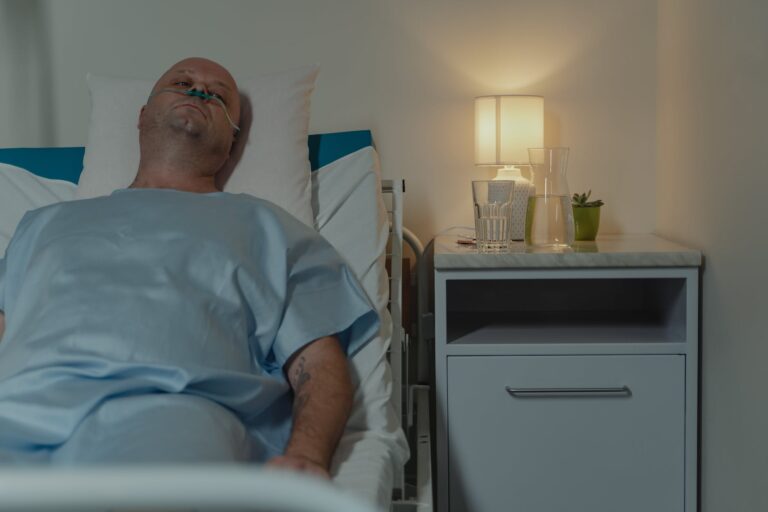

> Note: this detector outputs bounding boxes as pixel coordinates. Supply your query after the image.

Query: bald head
[132,57,242,193]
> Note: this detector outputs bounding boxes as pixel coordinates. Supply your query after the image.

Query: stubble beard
[141,108,231,176]
[159,109,229,160]
[167,107,208,139]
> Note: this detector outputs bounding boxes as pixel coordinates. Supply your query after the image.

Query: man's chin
[169,118,206,138]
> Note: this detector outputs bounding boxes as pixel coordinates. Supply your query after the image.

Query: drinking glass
[472,180,515,252]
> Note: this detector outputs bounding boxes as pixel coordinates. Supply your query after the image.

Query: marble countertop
[434,234,702,269]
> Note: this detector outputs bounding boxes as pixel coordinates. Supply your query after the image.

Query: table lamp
[474,95,543,240]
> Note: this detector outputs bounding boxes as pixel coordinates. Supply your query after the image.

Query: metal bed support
[382,180,432,512]
[381,179,405,497]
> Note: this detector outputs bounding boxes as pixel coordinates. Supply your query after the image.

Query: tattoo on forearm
[293,356,311,415]
[294,356,311,390]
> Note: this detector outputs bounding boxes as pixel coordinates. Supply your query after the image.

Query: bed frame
[383,180,432,512]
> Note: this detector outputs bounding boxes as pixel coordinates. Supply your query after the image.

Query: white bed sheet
[315,148,409,510]
[0,164,77,255]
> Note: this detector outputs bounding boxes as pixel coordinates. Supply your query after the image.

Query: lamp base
[492,166,533,241]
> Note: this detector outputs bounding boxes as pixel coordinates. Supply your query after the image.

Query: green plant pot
[573,206,601,241]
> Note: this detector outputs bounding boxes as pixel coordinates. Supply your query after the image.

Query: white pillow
[76,66,319,227]
[0,163,77,255]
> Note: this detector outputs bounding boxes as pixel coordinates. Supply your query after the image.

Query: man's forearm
[284,336,353,469]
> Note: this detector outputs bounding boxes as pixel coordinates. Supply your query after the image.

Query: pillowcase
[76,65,319,227]
[0,163,76,255]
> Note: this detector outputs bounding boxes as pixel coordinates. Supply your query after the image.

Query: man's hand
[269,335,353,479]
[266,454,330,480]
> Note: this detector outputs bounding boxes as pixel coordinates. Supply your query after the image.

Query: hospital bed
[0,130,433,511]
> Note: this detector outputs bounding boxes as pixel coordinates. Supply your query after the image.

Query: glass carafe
[525,147,574,248]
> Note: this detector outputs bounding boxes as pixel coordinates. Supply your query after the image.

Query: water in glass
[472,180,514,252]
[526,194,574,248]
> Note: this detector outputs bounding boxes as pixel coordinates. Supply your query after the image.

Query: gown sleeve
[271,233,380,368]
[244,213,380,372]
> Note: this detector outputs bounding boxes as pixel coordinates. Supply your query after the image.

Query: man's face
[140,58,241,151]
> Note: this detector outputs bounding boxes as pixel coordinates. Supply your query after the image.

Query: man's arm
[267,335,353,479]
[0,312,4,342]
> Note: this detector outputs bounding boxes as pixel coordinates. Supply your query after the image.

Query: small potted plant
[571,190,604,241]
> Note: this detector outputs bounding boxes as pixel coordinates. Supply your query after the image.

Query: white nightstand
[433,235,702,512]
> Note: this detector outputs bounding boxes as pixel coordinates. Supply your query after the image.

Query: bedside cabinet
[433,235,702,512]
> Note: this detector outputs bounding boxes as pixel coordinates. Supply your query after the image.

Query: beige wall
[0,0,54,146]
[1,0,657,242]
[657,1,768,509]
[368,0,657,241]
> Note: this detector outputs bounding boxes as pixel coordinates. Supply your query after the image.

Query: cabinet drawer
[447,355,685,512]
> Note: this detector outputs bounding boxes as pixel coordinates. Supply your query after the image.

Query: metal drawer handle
[505,386,632,398]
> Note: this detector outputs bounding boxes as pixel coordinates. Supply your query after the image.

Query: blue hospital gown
[0,188,378,464]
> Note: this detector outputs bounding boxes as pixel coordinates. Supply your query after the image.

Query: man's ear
[228,129,239,152]
[137,105,146,130]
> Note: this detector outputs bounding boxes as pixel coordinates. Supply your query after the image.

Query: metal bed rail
[0,466,377,512]
[382,180,432,512]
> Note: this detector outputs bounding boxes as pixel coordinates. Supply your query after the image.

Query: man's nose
[187,85,216,104]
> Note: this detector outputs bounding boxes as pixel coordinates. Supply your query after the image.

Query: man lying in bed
[0,57,378,479]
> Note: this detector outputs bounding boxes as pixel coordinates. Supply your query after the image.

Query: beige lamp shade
[474,95,544,166]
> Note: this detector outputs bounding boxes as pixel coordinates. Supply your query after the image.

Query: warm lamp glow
[474,95,544,166]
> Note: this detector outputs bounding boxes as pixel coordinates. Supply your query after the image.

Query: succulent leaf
[572,190,604,208]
